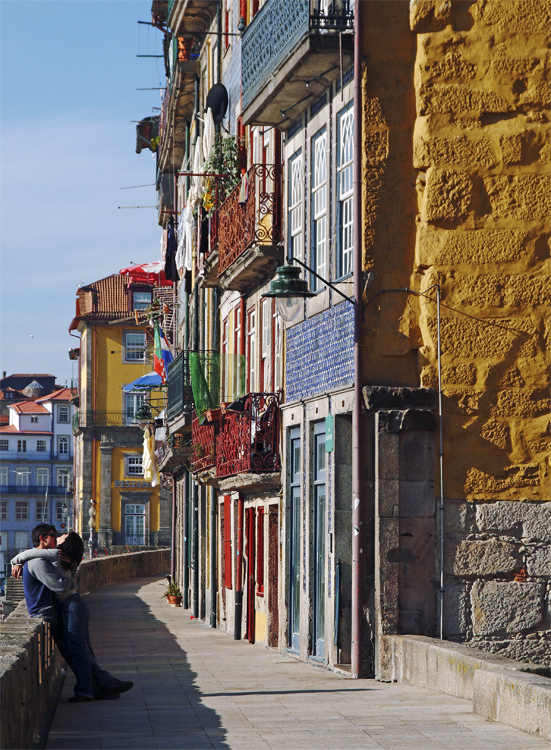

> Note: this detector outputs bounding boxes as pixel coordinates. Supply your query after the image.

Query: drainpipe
[171,475,177,580]
[234,493,244,639]
[192,481,199,619]
[351,0,364,678]
[183,469,190,609]
[210,286,220,629]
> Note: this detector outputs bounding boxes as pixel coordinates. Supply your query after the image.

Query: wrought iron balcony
[167,351,194,423]
[191,414,217,473]
[241,0,353,125]
[156,432,191,473]
[217,164,283,288]
[73,411,142,429]
[216,393,280,479]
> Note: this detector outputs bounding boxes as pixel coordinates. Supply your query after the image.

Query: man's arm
[25,558,77,595]
[11,548,58,579]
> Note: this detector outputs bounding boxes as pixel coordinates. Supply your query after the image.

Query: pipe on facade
[234,494,244,639]
[192,482,199,619]
[351,0,364,678]
[183,469,190,610]
[171,475,177,581]
[210,486,217,628]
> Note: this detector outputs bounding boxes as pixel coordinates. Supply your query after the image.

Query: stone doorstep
[379,635,551,743]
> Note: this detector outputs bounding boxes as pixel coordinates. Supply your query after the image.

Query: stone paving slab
[45,577,551,750]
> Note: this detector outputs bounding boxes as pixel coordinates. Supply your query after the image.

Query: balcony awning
[123,372,163,393]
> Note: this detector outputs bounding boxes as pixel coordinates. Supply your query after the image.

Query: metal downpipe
[351,0,364,678]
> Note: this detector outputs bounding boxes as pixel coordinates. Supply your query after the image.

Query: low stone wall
[0,549,170,750]
[380,635,551,742]
[444,500,551,665]
[0,605,63,750]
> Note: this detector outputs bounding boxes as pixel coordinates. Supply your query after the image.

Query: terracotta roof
[12,401,49,414]
[0,424,52,435]
[0,415,8,425]
[37,387,74,403]
[71,274,158,324]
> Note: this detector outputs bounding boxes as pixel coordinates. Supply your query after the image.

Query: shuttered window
[224,495,232,589]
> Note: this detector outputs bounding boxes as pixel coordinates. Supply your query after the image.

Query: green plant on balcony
[202,135,241,215]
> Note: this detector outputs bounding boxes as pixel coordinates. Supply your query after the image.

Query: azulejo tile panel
[285,302,354,401]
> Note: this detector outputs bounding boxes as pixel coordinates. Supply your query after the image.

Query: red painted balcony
[191,414,217,473]
[216,393,280,479]
[217,164,283,290]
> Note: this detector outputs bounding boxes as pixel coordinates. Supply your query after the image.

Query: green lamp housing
[262,265,315,300]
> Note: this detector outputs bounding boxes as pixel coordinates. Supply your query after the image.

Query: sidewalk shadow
[46,577,228,750]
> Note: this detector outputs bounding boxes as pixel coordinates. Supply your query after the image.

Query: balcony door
[312,421,326,660]
[289,427,301,651]
[125,503,146,545]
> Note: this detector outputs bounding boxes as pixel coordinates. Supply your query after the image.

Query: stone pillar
[97,443,113,548]
[364,387,437,679]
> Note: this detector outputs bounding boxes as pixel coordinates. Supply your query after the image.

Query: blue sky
[1,0,164,386]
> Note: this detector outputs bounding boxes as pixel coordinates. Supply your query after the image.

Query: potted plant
[161,579,183,607]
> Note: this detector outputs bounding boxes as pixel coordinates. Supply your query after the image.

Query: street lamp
[261,256,355,322]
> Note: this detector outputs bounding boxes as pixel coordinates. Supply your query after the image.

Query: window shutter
[224,495,232,589]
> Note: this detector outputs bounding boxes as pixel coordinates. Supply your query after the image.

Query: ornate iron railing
[191,414,217,473]
[242,0,353,110]
[74,411,141,428]
[216,393,280,478]
[167,351,194,422]
[217,164,282,276]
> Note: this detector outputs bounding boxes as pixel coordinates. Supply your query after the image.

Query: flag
[153,324,173,384]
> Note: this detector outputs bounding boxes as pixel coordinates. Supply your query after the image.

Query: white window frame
[288,150,303,262]
[0,499,7,519]
[125,392,146,425]
[0,467,8,486]
[37,439,47,452]
[57,406,70,423]
[56,500,65,522]
[132,291,152,311]
[15,501,29,521]
[247,308,256,393]
[261,298,271,393]
[15,531,28,549]
[31,415,38,423]
[17,439,27,453]
[311,128,327,291]
[36,468,50,487]
[0,439,8,451]
[36,499,49,522]
[58,436,69,456]
[16,469,30,487]
[124,331,146,363]
[125,455,143,477]
[337,104,354,278]
[56,468,72,488]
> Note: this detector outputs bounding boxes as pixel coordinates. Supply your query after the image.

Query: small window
[36,500,48,522]
[18,440,27,453]
[37,468,50,487]
[0,468,7,486]
[37,440,47,452]
[58,436,69,455]
[31,416,38,423]
[58,406,70,423]
[124,332,146,362]
[132,291,152,311]
[0,440,8,451]
[125,392,146,425]
[15,531,28,549]
[126,455,143,476]
[0,500,7,520]
[16,501,29,521]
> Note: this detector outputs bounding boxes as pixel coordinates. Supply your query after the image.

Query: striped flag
[153,324,173,384]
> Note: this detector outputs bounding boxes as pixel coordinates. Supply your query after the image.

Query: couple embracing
[11,524,133,703]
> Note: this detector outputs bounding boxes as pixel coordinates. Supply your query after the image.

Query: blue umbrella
[123,372,163,393]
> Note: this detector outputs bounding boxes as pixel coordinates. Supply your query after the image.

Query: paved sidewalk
[46,577,550,750]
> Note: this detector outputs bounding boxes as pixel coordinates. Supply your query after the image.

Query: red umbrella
[119,262,173,287]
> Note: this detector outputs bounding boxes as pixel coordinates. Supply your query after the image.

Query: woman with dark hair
[11,532,133,702]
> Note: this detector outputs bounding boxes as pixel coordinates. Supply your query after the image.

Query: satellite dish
[205,83,229,124]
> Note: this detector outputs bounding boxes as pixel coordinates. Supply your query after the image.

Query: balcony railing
[242,0,353,110]
[191,414,217,473]
[217,164,282,276]
[73,411,141,429]
[0,485,71,496]
[167,352,194,422]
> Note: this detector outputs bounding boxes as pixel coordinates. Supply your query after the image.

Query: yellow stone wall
[362,0,550,500]
[411,0,550,500]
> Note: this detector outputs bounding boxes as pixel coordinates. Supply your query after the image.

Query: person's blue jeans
[61,594,114,698]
